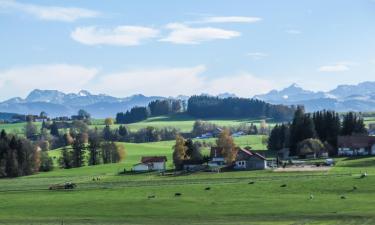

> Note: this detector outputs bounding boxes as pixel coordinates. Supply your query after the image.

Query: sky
[0,0,374,100]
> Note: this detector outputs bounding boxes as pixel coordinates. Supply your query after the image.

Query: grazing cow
[353,186,357,190]
[175,193,182,197]
[148,195,156,199]
[340,195,346,199]
[248,181,255,185]
[205,187,211,191]
[280,184,287,187]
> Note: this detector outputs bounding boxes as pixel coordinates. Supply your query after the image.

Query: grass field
[0,154,374,225]
[0,114,275,135]
[48,135,267,171]
[1,116,375,224]
[91,114,276,132]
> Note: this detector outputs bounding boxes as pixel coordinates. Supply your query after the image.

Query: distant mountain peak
[78,90,92,97]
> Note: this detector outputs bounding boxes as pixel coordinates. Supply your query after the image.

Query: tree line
[58,131,125,169]
[187,95,295,121]
[0,130,53,178]
[268,108,367,156]
[116,99,183,124]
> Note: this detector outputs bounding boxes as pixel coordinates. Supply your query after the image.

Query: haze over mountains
[254,81,375,112]
[1,81,375,118]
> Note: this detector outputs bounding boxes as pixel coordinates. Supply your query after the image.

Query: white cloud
[195,16,262,24]
[92,65,274,97]
[0,0,99,22]
[285,29,301,34]
[246,52,268,60]
[0,64,276,100]
[71,26,160,46]
[160,23,240,44]
[92,65,207,97]
[0,64,98,99]
[318,61,358,72]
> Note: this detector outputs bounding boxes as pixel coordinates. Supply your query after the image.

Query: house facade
[132,156,167,172]
[338,136,375,156]
[234,148,267,170]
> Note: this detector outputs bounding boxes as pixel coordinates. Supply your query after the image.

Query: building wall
[151,162,166,171]
[234,158,266,170]
[133,164,149,171]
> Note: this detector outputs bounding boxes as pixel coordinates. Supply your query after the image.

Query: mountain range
[254,81,375,112]
[0,90,166,118]
[1,81,375,118]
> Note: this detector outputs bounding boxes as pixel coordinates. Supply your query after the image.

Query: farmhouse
[132,156,167,172]
[338,135,375,156]
[234,148,267,170]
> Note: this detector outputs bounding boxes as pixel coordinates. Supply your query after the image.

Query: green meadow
[0,154,374,225]
[1,116,375,224]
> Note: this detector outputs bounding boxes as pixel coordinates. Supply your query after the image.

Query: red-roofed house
[132,156,167,172]
[234,148,267,170]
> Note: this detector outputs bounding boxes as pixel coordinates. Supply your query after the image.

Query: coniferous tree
[72,133,85,167]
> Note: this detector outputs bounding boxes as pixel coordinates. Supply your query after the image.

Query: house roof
[141,156,167,163]
[338,135,375,149]
[237,148,266,160]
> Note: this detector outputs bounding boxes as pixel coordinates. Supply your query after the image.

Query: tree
[50,121,59,137]
[289,107,316,155]
[118,125,129,138]
[104,118,114,126]
[102,125,113,141]
[101,142,125,164]
[88,131,101,165]
[186,139,203,163]
[216,129,237,165]
[39,151,53,172]
[296,138,325,156]
[72,133,85,167]
[172,134,187,170]
[312,110,341,154]
[341,112,367,136]
[25,121,38,140]
[59,146,73,169]
[77,109,91,120]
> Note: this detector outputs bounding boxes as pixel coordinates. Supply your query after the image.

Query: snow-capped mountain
[254,81,375,112]
[0,90,166,118]
[0,90,237,118]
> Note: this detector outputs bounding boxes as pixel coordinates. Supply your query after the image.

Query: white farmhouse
[132,156,167,172]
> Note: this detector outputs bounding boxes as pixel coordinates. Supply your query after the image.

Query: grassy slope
[90,114,276,132]
[0,156,374,224]
[48,135,267,171]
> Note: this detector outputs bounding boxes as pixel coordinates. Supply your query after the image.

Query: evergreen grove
[268,108,367,156]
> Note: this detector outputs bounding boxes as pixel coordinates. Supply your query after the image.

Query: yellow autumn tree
[172,134,187,170]
[216,128,237,165]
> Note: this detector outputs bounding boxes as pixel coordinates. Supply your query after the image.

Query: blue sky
[0,0,374,100]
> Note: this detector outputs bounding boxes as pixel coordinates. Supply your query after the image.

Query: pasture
[48,134,267,170]
[91,114,276,132]
[0,156,374,224]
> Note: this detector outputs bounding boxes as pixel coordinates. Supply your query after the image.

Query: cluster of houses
[337,135,375,156]
[277,134,375,160]
[132,146,267,172]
